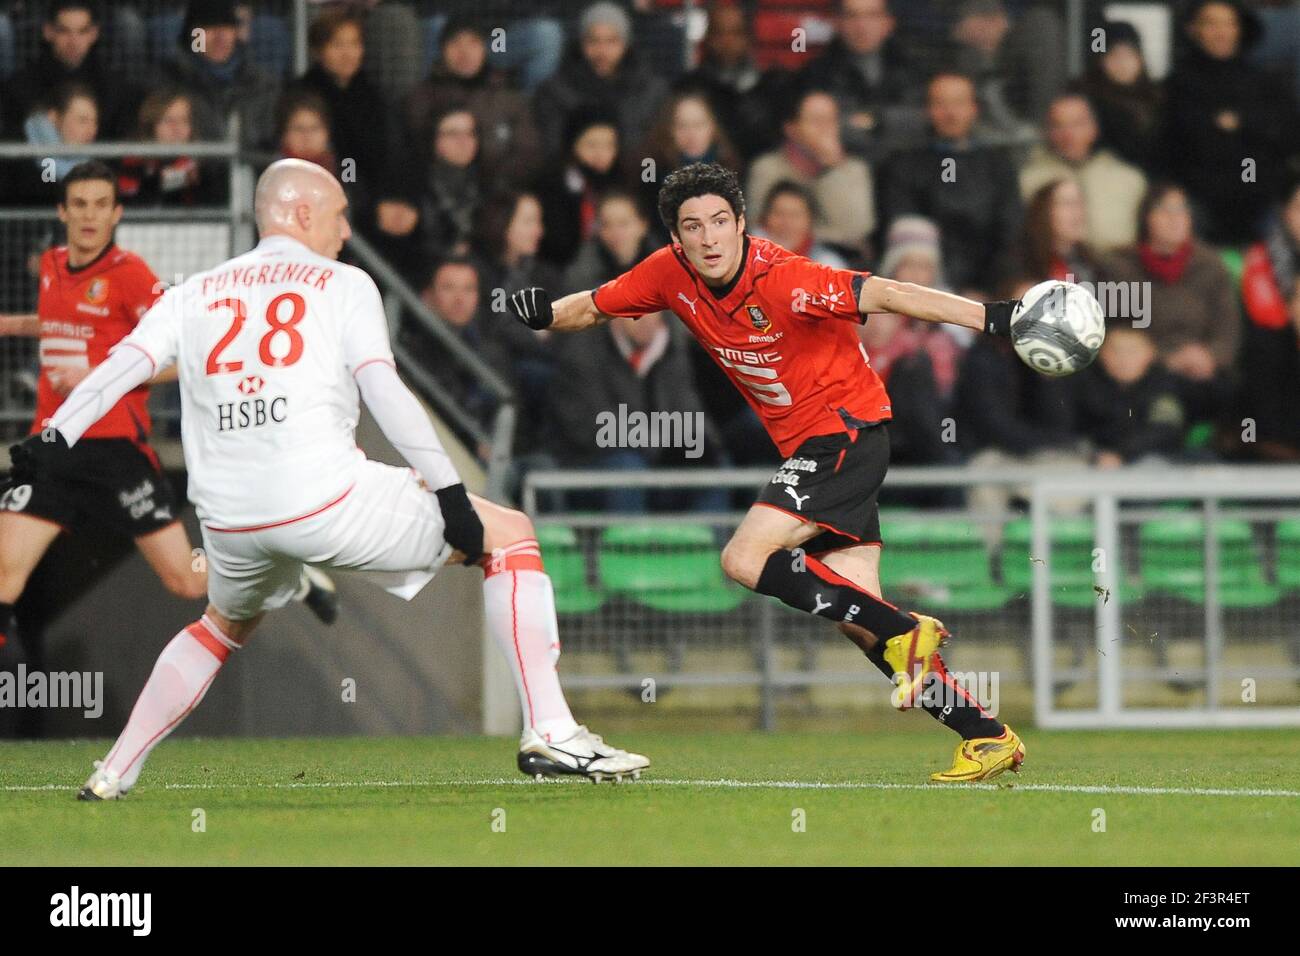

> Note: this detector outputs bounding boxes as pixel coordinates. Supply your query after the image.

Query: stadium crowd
[2,0,1300,508]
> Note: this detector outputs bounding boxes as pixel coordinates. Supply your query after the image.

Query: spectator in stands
[405,15,542,186]
[1015,178,1105,286]
[752,180,849,269]
[159,0,280,150]
[1019,92,1147,251]
[1237,177,1300,459]
[2,1,134,140]
[747,88,875,259]
[674,1,783,162]
[473,190,561,451]
[860,217,965,474]
[1161,0,1299,244]
[1073,327,1189,467]
[943,0,1062,137]
[7,82,97,205]
[1102,182,1242,423]
[401,256,507,443]
[877,71,1021,292]
[274,91,335,176]
[547,310,727,513]
[118,88,219,206]
[417,104,483,262]
[870,215,967,394]
[953,276,1085,525]
[289,4,394,198]
[562,188,658,294]
[534,110,629,269]
[799,0,926,164]
[638,91,741,220]
[1079,20,1163,173]
[533,2,668,159]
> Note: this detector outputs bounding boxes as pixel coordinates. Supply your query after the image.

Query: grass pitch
[2,724,1298,866]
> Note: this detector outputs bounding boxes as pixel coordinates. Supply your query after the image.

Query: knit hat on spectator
[184,0,238,35]
[579,2,632,42]
[878,216,944,279]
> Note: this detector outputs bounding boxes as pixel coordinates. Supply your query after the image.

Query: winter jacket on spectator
[953,336,1079,457]
[2,45,136,140]
[747,145,875,256]
[562,232,660,296]
[1236,219,1300,458]
[158,43,280,150]
[1073,359,1187,462]
[290,65,396,198]
[533,43,668,160]
[1161,2,1298,244]
[1019,144,1147,250]
[877,139,1021,291]
[798,35,927,164]
[405,63,542,186]
[1101,242,1242,372]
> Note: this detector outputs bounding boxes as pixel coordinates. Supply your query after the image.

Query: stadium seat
[998,516,1141,608]
[878,517,1008,612]
[535,525,604,615]
[597,524,746,613]
[1273,519,1300,591]
[1139,517,1278,607]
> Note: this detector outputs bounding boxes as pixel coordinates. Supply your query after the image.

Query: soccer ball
[1010,280,1106,377]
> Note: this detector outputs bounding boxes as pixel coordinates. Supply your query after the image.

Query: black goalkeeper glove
[8,428,70,483]
[983,299,1020,338]
[507,287,554,330]
[435,482,485,566]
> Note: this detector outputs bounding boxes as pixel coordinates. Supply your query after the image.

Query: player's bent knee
[480,503,536,551]
[163,573,207,602]
[720,540,763,589]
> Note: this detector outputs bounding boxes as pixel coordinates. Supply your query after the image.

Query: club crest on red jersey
[746,304,770,331]
[85,278,109,305]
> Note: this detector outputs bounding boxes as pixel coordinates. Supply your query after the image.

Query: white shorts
[200,460,453,621]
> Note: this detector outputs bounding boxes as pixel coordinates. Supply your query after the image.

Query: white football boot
[517,725,650,783]
[77,761,128,801]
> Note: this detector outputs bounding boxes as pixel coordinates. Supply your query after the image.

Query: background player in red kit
[0,161,335,674]
[509,162,1025,782]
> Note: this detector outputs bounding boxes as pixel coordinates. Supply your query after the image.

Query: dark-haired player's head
[926,72,978,142]
[44,2,100,70]
[657,162,746,286]
[58,160,122,262]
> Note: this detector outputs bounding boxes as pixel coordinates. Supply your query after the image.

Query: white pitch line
[3,778,1299,799]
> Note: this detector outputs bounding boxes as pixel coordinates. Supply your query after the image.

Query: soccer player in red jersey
[0,162,335,675]
[509,163,1025,781]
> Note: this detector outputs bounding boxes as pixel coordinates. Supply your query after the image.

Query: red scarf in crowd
[1138,240,1194,284]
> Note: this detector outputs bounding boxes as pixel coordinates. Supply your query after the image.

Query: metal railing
[518,463,1300,730]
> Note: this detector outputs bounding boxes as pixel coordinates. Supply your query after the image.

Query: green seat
[1139,517,1277,607]
[1220,246,1245,283]
[1276,520,1300,590]
[535,525,604,614]
[879,518,1007,611]
[1001,517,1123,607]
[598,524,745,613]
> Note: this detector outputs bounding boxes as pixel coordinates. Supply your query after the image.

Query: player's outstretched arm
[507,288,612,333]
[353,361,484,564]
[856,275,1018,337]
[0,313,40,336]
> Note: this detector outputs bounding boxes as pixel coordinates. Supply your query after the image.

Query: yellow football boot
[883,613,950,710]
[929,725,1026,783]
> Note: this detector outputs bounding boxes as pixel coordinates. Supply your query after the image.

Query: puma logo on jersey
[753,249,769,264]
[676,292,698,316]
[785,487,810,511]
[812,593,832,615]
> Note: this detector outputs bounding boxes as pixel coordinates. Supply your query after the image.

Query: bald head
[254,158,351,259]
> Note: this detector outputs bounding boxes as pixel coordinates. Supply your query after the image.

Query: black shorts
[0,437,179,539]
[755,425,890,555]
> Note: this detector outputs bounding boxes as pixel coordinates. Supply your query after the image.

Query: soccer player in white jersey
[11,159,648,798]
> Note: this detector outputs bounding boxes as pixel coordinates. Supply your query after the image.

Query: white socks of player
[101,615,240,790]
[481,538,579,743]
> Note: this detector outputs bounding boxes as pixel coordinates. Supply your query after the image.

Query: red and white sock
[481,539,579,743]
[102,614,240,789]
